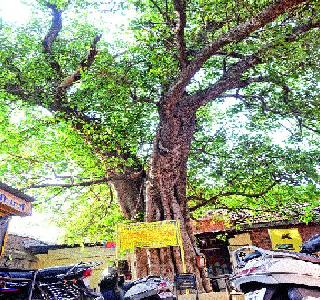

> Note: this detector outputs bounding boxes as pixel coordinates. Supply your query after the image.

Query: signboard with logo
[0,184,33,257]
[268,228,302,252]
[0,189,32,216]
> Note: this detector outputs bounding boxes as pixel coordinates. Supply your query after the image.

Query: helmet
[102,267,118,278]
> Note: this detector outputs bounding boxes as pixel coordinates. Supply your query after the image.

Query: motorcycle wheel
[269,286,288,300]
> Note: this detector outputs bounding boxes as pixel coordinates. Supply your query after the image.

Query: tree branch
[43,4,62,53]
[165,0,306,102]
[224,78,320,137]
[149,0,173,27]
[59,34,102,89]
[189,181,278,212]
[286,20,320,42]
[23,168,144,190]
[42,3,63,75]
[189,20,231,53]
[173,0,188,69]
[42,5,102,110]
[185,54,262,108]
[215,51,246,59]
[300,121,320,135]
[130,89,158,104]
[25,177,110,189]
[4,84,31,100]
[184,19,319,109]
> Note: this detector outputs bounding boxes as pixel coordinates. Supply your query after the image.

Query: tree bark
[143,102,211,292]
[111,169,145,220]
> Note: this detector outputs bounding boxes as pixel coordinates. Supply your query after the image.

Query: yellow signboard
[117,220,181,252]
[117,220,186,273]
[268,228,302,252]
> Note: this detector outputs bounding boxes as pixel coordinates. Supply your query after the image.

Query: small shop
[0,182,33,256]
[193,211,320,291]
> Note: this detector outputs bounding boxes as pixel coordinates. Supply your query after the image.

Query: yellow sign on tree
[117,220,181,253]
[117,220,186,272]
[268,228,302,252]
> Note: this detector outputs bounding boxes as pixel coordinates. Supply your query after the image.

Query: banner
[268,228,302,252]
[0,189,32,216]
[117,220,181,253]
[0,217,10,256]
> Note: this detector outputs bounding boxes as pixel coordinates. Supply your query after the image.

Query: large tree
[1,0,320,290]
[128,0,320,289]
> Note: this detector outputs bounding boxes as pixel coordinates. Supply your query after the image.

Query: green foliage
[188,97,320,220]
[0,0,159,242]
[0,0,319,242]
[54,185,124,244]
[0,103,104,187]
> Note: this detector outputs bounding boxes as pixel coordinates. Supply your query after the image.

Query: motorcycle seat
[37,265,73,279]
[0,270,34,279]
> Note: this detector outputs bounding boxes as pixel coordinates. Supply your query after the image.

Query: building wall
[249,228,272,249]
[0,235,116,290]
[298,223,320,241]
[228,233,252,252]
[36,246,116,289]
[199,222,320,277]
[0,234,38,269]
[249,222,320,249]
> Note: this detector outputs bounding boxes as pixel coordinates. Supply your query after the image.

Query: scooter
[230,234,320,300]
[123,276,176,300]
[0,261,103,300]
[99,272,175,300]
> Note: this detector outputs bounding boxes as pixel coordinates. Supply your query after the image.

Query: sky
[0,0,31,25]
[9,213,65,243]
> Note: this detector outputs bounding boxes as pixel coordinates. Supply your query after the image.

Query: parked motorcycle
[99,271,175,300]
[230,234,320,300]
[0,261,103,300]
[123,276,176,300]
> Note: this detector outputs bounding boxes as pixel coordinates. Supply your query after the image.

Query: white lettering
[0,193,24,212]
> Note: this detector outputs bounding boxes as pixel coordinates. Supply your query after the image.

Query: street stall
[0,182,33,256]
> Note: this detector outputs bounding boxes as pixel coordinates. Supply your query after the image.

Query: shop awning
[0,182,33,217]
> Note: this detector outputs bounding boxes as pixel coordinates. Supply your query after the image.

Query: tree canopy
[0,0,319,244]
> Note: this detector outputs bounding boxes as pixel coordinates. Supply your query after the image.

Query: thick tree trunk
[105,101,211,291]
[143,104,212,292]
[111,169,145,220]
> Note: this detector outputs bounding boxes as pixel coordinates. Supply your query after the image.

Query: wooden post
[176,220,187,273]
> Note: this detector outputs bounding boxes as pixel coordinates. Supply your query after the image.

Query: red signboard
[105,241,116,248]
